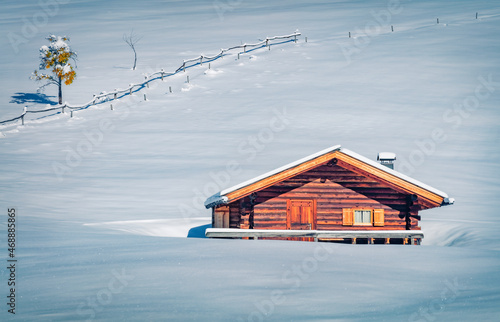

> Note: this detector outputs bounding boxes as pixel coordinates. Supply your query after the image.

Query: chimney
[377,152,396,169]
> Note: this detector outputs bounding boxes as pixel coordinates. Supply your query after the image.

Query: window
[354,210,372,224]
[343,208,384,227]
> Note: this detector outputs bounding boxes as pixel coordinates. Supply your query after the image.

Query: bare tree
[123,31,142,70]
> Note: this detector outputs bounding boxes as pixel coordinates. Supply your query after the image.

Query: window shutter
[342,208,353,226]
[373,209,385,226]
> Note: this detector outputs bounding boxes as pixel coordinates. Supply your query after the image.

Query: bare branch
[123,30,142,70]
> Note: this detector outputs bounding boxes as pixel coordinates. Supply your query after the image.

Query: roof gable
[204,145,454,209]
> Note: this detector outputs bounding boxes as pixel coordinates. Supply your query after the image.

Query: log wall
[214,164,420,231]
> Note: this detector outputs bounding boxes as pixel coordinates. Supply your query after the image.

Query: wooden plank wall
[219,165,420,231]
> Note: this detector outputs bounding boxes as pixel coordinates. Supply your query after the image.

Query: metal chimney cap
[377,152,396,161]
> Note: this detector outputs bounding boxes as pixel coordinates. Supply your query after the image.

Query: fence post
[21,107,26,125]
[144,94,147,101]
[71,110,73,118]
[187,75,189,83]
[110,103,113,110]
[114,90,117,99]
[145,76,149,88]
[244,45,246,53]
[169,86,172,93]
[183,62,186,72]
[129,85,133,95]
[200,56,203,66]
[161,69,164,81]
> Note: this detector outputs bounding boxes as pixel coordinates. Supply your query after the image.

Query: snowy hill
[1,0,500,320]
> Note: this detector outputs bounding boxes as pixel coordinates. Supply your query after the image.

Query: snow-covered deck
[205,228,424,244]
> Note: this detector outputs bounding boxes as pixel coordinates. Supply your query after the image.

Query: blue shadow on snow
[10,92,58,105]
[187,224,211,238]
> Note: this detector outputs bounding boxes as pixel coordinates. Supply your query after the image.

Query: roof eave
[441,197,455,206]
[204,194,228,209]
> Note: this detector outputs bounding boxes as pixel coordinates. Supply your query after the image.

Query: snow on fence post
[129,85,133,95]
[21,107,26,125]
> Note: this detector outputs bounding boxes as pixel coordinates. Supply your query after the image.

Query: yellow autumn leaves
[32,35,77,104]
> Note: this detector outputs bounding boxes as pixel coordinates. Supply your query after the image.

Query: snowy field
[1,0,500,320]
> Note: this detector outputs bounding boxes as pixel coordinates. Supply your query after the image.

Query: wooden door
[287,199,316,241]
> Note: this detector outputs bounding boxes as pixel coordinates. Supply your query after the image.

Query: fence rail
[0,31,301,127]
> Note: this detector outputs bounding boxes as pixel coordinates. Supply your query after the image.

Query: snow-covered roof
[204,145,341,208]
[204,145,454,208]
[340,148,450,199]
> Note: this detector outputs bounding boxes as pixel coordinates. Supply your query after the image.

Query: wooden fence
[0,31,301,127]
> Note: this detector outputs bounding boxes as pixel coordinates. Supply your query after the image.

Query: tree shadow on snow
[187,224,211,238]
[10,92,58,105]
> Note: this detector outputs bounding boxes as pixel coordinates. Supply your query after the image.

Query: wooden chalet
[204,145,454,244]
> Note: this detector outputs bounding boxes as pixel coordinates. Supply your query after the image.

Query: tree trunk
[132,47,137,70]
[58,77,63,105]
